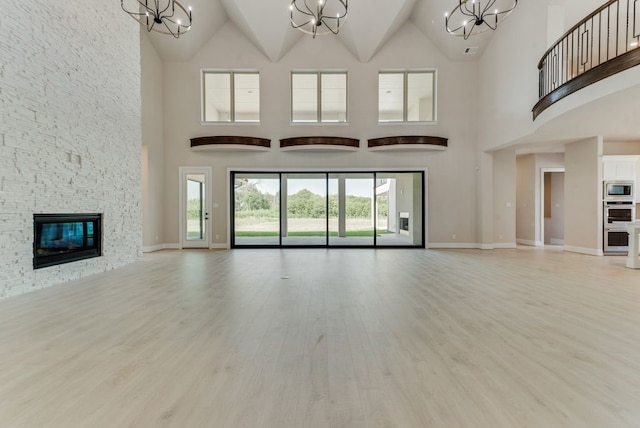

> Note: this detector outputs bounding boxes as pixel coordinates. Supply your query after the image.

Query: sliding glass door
[328,173,375,246]
[283,173,327,246]
[375,172,423,247]
[233,173,280,246]
[231,171,424,248]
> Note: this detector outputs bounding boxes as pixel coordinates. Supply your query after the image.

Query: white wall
[141,32,166,251]
[516,155,537,245]
[561,0,608,30]
[493,149,516,247]
[477,0,548,151]
[0,2,142,298]
[565,137,603,255]
[603,141,640,156]
[160,21,480,248]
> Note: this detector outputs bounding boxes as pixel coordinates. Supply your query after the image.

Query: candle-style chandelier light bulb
[444,0,517,40]
[290,0,348,38]
[121,0,193,38]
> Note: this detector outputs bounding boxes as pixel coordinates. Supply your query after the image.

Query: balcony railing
[533,0,640,119]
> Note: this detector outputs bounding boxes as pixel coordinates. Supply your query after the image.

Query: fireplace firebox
[33,213,102,269]
[399,212,409,236]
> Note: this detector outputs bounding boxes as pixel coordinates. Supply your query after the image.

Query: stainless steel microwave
[604,181,634,201]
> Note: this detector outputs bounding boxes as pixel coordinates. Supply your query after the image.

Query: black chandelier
[290,0,348,38]
[121,0,192,38]
[445,0,517,40]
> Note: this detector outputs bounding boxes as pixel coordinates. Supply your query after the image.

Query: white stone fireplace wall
[0,2,142,298]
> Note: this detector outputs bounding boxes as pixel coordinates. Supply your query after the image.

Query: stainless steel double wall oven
[603,181,635,254]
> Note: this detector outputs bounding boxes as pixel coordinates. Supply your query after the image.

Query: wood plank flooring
[0,247,639,427]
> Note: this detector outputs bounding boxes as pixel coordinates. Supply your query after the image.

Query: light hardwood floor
[1,248,640,427]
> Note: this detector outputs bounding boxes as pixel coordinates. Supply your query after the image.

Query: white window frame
[201,70,260,123]
[291,71,348,123]
[378,70,437,123]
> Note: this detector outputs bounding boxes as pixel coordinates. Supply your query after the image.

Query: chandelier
[121,0,192,38]
[290,0,348,38]
[445,0,517,40]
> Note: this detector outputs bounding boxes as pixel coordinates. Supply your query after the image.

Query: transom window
[378,70,436,122]
[291,71,347,123]
[202,71,260,123]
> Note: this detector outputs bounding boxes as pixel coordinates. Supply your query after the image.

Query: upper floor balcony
[533,0,640,120]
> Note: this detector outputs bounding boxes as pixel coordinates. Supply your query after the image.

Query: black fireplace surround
[33,213,102,269]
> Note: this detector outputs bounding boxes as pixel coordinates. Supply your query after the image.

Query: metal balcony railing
[533,0,640,119]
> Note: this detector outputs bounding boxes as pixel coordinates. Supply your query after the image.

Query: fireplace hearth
[33,213,102,269]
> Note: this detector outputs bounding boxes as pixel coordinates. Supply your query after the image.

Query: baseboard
[550,238,565,245]
[143,244,180,253]
[517,239,543,247]
[563,245,604,256]
[494,243,518,249]
[144,243,226,252]
[428,243,480,249]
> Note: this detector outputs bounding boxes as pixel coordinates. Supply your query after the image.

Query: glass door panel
[282,173,327,246]
[233,173,280,246]
[181,167,211,249]
[186,175,205,241]
[375,172,423,247]
[328,173,375,246]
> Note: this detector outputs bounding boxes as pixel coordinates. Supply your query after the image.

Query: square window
[292,71,348,123]
[378,71,436,122]
[202,71,260,123]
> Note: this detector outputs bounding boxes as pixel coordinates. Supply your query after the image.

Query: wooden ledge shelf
[190,136,271,152]
[280,136,360,152]
[368,136,448,152]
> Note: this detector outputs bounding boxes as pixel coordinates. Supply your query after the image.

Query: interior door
[180,167,212,249]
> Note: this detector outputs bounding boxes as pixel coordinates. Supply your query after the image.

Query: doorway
[541,168,565,246]
[180,167,212,249]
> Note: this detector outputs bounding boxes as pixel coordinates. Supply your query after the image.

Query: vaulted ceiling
[145,0,498,62]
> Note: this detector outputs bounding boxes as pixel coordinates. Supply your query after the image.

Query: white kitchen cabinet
[602,157,637,181]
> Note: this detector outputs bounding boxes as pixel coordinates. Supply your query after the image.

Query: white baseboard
[550,238,565,245]
[563,245,604,256]
[428,243,516,250]
[144,243,227,252]
[517,239,543,247]
[494,243,518,249]
[428,243,480,249]
[143,243,181,252]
